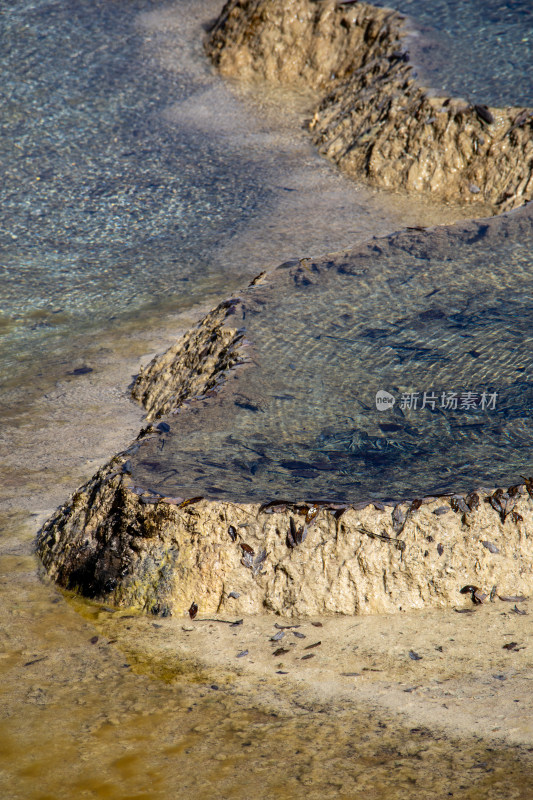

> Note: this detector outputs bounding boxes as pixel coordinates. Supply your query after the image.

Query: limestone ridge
[37,465,533,617]
[37,256,533,618]
[36,3,533,618]
[206,0,533,212]
[132,297,246,421]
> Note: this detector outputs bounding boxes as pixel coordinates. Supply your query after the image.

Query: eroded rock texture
[38,460,533,617]
[206,0,533,212]
[36,4,533,618]
[132,298,246,421]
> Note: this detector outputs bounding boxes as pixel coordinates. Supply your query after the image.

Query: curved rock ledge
[36,4,533,619]
[38,454,533,617]
[37,205,533,617]
[206,0,533,213]
[132,296,247,421]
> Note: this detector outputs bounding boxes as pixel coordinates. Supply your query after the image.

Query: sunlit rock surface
[38,205,533,616]
[206,0,533,211]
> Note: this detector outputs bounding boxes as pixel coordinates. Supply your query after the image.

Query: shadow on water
[1,0,533,796]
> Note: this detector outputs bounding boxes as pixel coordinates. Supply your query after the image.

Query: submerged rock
[37,210,533,617]
[206,0,533,212]
[35,6,533,617]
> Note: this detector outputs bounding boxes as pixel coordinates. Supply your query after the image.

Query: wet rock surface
[6,2,533,792]
[37,205,533,618]
[206,0,533,212]
[131,298,245,420]
[98,204,533,503]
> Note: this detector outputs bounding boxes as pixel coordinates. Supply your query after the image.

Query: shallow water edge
[3,0,533,795]
[36,203,533,622]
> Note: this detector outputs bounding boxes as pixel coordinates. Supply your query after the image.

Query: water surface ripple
[133,205,533,502]
[1,1,532,796]
[374,0,533,107]
[1,0,461,405]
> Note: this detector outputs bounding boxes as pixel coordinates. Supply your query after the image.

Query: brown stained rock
[205,0,533,213]
[37,464,533,618]
[131,298,246,420]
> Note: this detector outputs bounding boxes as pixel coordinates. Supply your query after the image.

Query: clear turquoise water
[1,0,532,496]
[0,0,440,404]
[0,0,263,382]
[1,0,531,409]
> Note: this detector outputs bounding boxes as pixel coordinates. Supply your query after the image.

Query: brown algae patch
[64,594,219,685]
[12,577,531,794]
[206,0,533,212]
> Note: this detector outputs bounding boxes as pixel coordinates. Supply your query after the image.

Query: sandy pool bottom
[0,270,531,800]
[1,534,531,800]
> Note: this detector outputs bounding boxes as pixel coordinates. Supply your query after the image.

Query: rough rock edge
[37,3,533,616]
[131,296,246,421]
[206,0,533,213]
[37,461,533,617]
[37,233,533,618]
